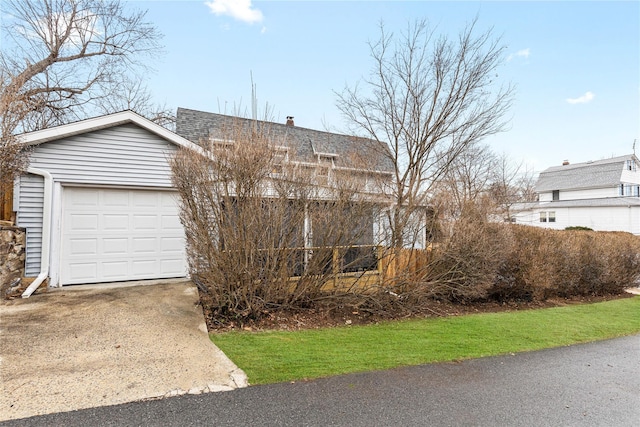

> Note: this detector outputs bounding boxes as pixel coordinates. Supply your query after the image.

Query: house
[174,108,407,275]
[511,154,640,234]
[7,108,405,296]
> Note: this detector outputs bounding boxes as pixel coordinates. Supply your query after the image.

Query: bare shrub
[171,119,379,321]
[491,226,640,301]
[495,225,555,300]
[561,231,640,296]
[424,201,514,302]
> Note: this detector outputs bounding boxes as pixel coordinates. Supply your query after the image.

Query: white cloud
[507,48,530,62]
[205,0,263,24]
[566,91,595,104]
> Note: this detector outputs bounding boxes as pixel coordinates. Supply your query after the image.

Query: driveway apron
[0,280,247,421]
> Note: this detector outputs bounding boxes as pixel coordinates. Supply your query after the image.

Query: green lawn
[211,296,640,385]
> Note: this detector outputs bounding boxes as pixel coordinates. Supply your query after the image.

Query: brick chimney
[562,160,570,166]
[286,116,294,127]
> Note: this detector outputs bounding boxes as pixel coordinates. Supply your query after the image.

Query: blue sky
[137,1,638,173]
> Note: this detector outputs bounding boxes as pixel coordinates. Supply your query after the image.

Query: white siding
[17,174,44,276]
[561,187,619,200]
[517,206,640,235]
[538,192,553,202]
[562,206,640,234]
[541,187,619,202]
[27,124,178,187]
[621,169,640,184]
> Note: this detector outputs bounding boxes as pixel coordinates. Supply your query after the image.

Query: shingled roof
[535,155,636,192]
[175,108,394,173]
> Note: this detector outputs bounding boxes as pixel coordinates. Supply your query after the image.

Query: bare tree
[488,152,537,221]
[433,141,498,221]
[516,165,538,203]
[0,0,162,200]
[1,0,162,130]
[0,70,30,207]
[336,18,513,248]
[94,76,176,130]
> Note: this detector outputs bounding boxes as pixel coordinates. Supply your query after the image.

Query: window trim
[540,211,556,223]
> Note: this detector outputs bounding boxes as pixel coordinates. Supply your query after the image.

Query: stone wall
[0,223,26,297]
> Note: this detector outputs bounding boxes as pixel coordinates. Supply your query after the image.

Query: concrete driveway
[0,280,247,422]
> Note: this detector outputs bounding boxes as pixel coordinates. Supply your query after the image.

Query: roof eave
[17,110,200,152]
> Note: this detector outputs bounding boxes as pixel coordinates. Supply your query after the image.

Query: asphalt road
[3,335,639,427]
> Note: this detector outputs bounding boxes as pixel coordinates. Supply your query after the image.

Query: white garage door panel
[61,187,187,285]
[71,214,99,230]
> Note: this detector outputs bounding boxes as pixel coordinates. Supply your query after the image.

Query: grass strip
[211,296,640,385]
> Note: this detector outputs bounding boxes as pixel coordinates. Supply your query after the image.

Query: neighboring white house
[512,154,640,234]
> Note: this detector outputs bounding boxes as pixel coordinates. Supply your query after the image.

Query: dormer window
[271,148,289,175]
[314,153,337,184]
[626,159,637,171]
[318,155,334,166]
[209,138,234,150]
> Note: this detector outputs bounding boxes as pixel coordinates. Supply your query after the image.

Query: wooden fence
[0,184,13,223]
[282,245,432,291]
[379,247,432,283]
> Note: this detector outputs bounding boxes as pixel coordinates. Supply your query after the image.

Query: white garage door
[61,187,187,285]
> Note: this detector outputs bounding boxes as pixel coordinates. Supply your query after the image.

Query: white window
[620,184,634,196]
[540,211,556,223]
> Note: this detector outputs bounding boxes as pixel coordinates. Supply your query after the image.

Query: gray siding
[28,123,178,187]
[17,174,44,277]
[19,123,180,278]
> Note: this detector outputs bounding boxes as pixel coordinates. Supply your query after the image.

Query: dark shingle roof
[535,155,635,192]
[175,108,394,173]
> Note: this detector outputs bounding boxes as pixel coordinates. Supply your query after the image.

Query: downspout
[22,168,53,298]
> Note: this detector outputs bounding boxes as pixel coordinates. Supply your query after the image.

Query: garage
[60,187,186,285]
[14,111,200,295]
